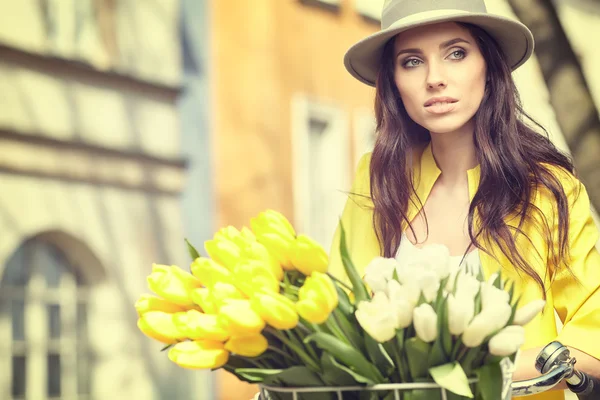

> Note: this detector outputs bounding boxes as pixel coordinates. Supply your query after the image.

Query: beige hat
[344,0,535,87]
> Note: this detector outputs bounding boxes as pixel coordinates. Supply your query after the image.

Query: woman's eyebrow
[395,37,471,58]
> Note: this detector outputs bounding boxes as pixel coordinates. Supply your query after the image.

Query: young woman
[328,1,600,399]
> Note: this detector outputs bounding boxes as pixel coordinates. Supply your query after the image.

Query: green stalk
[325,315,351,346]
[266,328,321,372]
[288,328,320,365]
[327,272,353,291]
[267,345,297,364]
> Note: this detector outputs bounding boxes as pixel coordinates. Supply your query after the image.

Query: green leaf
[333,282,354,316]
[185,238,200,261]
[333,309,365,353]
[428,337,446,368]
[234,368,284,382]
[461,347,481,377]
[440,298,453,357]
[320,353,360,386]
[405,337,430,379]
[365,335,395,377]
[339,221,370,303]
[324,353,375,385]
[476,362,503,400]
[262,366,332,400]
[305,332,385,383]
[429,362,474,398]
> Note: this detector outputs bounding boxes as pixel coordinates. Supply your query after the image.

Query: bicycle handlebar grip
[567,372,600,399]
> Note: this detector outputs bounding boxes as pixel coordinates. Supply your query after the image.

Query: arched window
[0,238,93,400]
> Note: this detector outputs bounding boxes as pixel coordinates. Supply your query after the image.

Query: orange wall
[211,1,380,398]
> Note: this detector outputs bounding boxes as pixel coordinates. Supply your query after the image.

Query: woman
[328,1,600,399]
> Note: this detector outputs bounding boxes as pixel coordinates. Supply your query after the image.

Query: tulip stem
[327,273,352,291]
[288,329,320,365]
[325,315,351,347]
[267,345,297,364]
[265,327,321,372]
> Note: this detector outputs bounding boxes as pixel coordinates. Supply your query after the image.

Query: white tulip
[403,243,452,279]
[462,303,512,347]
[450,270,481,300]
[363,257,398,294]
[415,269,441,302]
[447,293,475,336]
[480,282,510,311]
[413,303,438,343]
[488,325,526,356]
[513,299,546,326]
[387,280,415,328]
[355,292,397,343]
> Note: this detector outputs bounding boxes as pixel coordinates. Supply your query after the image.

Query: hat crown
[381,0,488,29]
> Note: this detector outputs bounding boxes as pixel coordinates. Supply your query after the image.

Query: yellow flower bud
[289,234,328,276]
[225,334,269,357]
[251,210,296,270]
[137,311,186,344]
[173,309,230,341]
[147,264,201,307]
[243,241,284,281]
[135,294,185,316]
[168,340,229,369]
[211,282,246,309]
[296,272,338,324]
[251,290,299,330]
[215,226,256,248]
[190,257,234,287]
[204,239,242,271]
[191,288,218,314]
[218,299,265,336]
[233,260,279,296]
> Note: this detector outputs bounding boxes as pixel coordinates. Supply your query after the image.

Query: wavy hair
[370,23,575,294]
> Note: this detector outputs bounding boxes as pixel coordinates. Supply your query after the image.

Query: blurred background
[0,0,598,399]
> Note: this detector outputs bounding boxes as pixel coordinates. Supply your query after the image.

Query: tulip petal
[225,334,269,357]
[168,340,229,369]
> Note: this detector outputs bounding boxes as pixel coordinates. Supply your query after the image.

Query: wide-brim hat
[344,0,535,87]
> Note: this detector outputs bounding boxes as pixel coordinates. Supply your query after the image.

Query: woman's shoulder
[532,163,586,209]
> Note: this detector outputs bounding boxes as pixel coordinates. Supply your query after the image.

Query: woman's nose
[426,63,447,89]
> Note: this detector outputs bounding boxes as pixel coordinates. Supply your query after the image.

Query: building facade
[0,1,212,399]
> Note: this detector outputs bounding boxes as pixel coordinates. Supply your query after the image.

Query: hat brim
[344,11,535,87]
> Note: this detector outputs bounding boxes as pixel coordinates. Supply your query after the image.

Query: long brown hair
[370,23,575,294]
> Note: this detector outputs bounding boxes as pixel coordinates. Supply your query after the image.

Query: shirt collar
[414,141,481,205]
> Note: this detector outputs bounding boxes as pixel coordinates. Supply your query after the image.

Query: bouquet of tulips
[136,209,545,400]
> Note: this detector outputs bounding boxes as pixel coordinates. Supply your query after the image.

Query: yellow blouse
[328,142,600,400]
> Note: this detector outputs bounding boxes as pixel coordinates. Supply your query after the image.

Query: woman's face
[393,22,487,135]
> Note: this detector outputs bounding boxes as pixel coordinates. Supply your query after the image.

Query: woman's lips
[424,101,458,115]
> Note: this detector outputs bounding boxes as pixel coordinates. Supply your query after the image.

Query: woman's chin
[421,118,474,135]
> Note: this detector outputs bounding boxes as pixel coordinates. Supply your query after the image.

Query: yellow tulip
[147,264,201,307]
[243,241,284,281]
[296,272,339,324]
[218,299,265,336]
[215,225,256,248]
[173,309,230,341]
[135,294,186,316]
[168,340,229,369]
[190,257,234,287]
[251,290,299,330]
[204,238,242,271]
[225,334,269,357]
[250,210,296,270]
[233,260,280,296]
[137,311,186,344]
[211,282,246,309]
[191,288,218,314]
[289,234,329,276]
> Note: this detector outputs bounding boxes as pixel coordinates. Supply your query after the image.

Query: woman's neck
[429,128,478,189]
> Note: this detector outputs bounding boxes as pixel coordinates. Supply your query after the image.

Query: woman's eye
[449,49,466,60]
[403,59,422,68]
